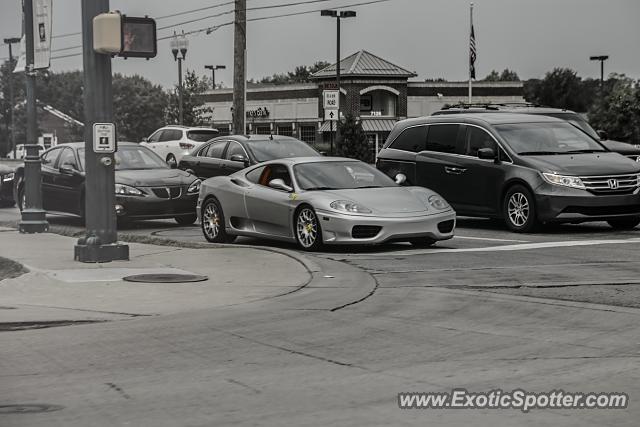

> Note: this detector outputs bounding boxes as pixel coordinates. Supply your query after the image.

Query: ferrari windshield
[495,122,606,155]
[245,138,319,162]
[79,145,168,170]
[294,161,396,191]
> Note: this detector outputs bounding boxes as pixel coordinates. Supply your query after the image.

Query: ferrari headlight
[2,173,14,182]
[187,179,201,194]
[330,200,372,214]
[428,194,449,210]
[542,173,585,189]
[115,184,144,196]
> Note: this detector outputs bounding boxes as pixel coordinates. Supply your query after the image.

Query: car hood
[601,139,640,155]
[311,186,449,215]
[521,152,640,176]
[115,168,196,187]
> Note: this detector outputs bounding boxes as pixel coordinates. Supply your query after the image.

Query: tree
[588,75,640,144]
[0,59,26,154]
[483,69,520,81]
[523,68,597,111]
[113,73,168,141]
[258,61,331,85]
[336,114,373,163]
[165,70,212,126]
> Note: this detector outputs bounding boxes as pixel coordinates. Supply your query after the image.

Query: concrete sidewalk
[0,227,315,324]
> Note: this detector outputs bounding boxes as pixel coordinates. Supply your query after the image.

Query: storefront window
[360,90,397,117]
[300,126,316,144]
[277,125,293,137]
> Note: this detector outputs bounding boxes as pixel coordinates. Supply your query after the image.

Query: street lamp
[321,9,356,152]
[590,55,609,89]
[205,65,226,90]
[3,37,21,159]
[171,31,189,125]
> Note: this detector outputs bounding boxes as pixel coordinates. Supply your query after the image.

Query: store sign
[323,90,339,110]
[246,107,270,118]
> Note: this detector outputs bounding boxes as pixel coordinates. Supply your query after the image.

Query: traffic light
[93,12,156,59]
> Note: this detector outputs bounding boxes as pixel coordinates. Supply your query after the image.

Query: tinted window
[187,130,219,142]
[226,142,247,160]
[160,129,181,141]
[495,122,606,155]
[205,141,227,158]
[245,138,319,162]
[426,124,461,154]
[79,146,168,170]
[41,147,62,166]
[148,130,163,142]
[58,148,78,169]
[389,126,427,152]
[465,126,496,157]
[246,166,266,184]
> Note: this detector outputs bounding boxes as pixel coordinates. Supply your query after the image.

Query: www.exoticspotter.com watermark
[398,389,628,412]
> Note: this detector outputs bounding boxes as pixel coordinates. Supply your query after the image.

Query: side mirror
[59,164,76,175]
[395,173,407,185]
[596,129,608,141]
[477,147,496,160]
[268,178,293,192]
[230,154,250,167]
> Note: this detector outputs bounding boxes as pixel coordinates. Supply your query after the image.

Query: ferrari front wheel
[295,206,323,251]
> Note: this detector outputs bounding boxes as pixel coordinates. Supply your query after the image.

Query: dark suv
[433,103,640,161]
[376,113,640,232]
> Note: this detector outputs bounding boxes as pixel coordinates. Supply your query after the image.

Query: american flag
[469,24,477,79]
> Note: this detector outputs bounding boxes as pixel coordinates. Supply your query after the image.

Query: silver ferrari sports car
[197,157,456,250]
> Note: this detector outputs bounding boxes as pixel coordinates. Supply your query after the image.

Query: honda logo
[608,179,619,189]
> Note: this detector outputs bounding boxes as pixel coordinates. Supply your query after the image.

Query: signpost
[323,90,339,155]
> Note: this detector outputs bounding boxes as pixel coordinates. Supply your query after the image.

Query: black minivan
[376,113,640,232]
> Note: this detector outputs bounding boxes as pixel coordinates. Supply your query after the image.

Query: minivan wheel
[503,185,538,233]
[607,217,640,230]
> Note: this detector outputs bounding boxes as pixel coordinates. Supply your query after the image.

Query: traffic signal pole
[74,0,128,262]
[232,0,246,135]
[18,0,48,234]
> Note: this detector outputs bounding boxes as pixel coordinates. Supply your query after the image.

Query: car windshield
[79,145,168,170]
[544,113,600,140]
[245,138,319,162]
[495,122,606,155]
[187,130,219,142]
[294,161,397,191]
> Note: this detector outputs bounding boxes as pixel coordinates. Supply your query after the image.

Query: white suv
[142,125,219,167]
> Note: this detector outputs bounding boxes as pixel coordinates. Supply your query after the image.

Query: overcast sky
[1,0,639,89]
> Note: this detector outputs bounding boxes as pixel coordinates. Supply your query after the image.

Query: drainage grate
[0,404,64,414]
[123,273,208,283]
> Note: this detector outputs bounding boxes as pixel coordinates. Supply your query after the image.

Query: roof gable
[311,50,417,79]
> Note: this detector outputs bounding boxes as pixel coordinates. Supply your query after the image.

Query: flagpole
[468,2,473,104]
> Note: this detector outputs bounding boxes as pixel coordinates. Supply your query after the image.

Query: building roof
[311,50,417,79]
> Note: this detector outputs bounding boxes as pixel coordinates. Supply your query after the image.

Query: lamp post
[590,55,609,89]
[320,9,356,148]
[3,37,20,159]
[171,31,188,125]
[205,65,225,90]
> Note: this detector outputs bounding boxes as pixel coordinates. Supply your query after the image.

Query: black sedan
[0,164,16,206]
[178,134,320,179]
[14,142,202,224]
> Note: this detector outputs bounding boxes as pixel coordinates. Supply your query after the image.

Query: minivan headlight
[330,200,372,214]
[542,173,585,189]
[115,184,145,196]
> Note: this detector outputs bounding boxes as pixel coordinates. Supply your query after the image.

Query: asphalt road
[2,205,640,425]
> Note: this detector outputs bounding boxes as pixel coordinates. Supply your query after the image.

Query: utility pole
[74,0,128,262]
[18,0,48,234]
[3,37,20,159]
[205,64,225,90]
[232,0,246,135]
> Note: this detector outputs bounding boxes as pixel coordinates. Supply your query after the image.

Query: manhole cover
[0,404,64,414]
[123,273,208,283]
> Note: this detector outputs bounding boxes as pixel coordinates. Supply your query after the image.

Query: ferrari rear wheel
[295,206,322,251]
[201,198,236,243]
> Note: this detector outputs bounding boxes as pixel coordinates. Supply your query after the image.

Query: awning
[319,118,397,132]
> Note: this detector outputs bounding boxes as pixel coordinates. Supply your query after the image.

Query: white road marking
[454,235,529,243]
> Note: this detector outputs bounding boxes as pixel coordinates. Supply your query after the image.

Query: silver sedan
[197,157,456,250]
